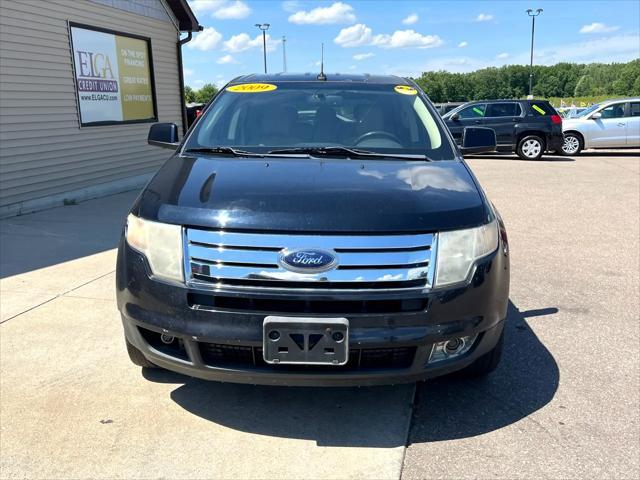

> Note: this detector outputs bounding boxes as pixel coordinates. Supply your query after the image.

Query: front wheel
[561,133,583,156]
[517,135,545,160]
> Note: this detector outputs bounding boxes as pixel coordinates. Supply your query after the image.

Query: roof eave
[165,0,202,32]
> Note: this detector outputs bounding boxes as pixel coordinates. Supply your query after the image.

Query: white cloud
[497,52,509,59]
[224,33,279,52]
[475,13,493,22]
[183,68,194,76]
[188,27,223,51]
[348,64,357,70]
[402,13,419,25]
[214,1,251,19]
[288,2,355,24]
[189,0,224,14]
[217,54,238,64]
[188,0,251,19]
[519,33,639,64]
[382,30,444,49]
[579,22,619,34]
[458,41,468,48]
[282,0,301,12]
[334,24,443,49]
[353,52,374,60]
[334,23,373,47]
[194,79,205,86]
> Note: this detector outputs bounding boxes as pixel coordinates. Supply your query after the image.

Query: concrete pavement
[404,150,640,478]
[0,192,413,479]
[1,151,639,479]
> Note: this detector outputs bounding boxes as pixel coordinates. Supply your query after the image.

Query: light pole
[255,23,270,74]
[526,8,543,98]
[282,35,287,73]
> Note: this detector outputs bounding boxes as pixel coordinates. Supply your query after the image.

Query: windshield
[577,103,600,118]
[184,82,454,160]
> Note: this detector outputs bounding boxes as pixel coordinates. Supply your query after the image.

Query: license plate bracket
[263,316,349,365]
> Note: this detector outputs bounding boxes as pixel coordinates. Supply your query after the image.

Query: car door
[590,102,627,147]
[483,102,521,149]
[445,103,487,144]
[625,101,640,146]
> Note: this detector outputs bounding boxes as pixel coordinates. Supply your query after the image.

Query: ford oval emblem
[278,248,338,273]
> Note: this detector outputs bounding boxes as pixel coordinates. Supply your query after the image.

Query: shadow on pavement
[143,300,558,448]
[468,153,575,162]
[0,191,138,278]
[577,150,640,157]
[408,301,559,443]
[143,368,414,448]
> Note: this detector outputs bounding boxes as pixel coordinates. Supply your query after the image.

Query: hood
[136,154,488,233]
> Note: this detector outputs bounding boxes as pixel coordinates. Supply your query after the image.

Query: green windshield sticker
[532,104,546,115]
[472,107,484,116]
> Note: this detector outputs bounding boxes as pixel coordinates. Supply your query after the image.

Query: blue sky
[183,0,640,88]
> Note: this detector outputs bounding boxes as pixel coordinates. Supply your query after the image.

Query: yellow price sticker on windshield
[226,83,277,93]
[394,85,418,95]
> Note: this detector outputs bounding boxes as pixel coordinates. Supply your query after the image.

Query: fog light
[428,334,477,364]
[160,334,175,344]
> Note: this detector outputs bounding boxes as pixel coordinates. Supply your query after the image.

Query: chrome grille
[185,229,436,290]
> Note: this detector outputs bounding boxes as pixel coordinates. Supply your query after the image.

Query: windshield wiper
[184,146,264,157]
[267,146,431,161]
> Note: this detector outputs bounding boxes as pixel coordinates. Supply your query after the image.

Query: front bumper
[116,237,509,387]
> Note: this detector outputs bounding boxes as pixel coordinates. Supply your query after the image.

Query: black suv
[117,74,510,387]
[443,99,563,160]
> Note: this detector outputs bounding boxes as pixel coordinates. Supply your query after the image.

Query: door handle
[617,123,626,127]
[474,120,482,124]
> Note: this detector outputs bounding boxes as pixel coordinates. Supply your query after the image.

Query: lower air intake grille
[199,343,416,371]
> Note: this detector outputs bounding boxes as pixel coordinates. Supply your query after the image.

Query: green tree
[412,60,638,102]
[184,85,196,103]
[194,83,219,103]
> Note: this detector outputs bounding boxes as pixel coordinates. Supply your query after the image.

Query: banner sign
[69,23,157,126]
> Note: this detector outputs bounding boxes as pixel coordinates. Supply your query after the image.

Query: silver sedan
[561,97,640,155]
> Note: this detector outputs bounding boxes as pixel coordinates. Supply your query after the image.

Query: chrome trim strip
[187,229,434,250]
[188,244,431,267]
[190,262,430,283]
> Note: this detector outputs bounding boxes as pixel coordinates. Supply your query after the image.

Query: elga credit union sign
[69,23,157,126]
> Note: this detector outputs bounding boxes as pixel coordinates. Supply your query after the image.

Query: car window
[627,102,640,117]
[600,103,625,119]
[487,103,521,117]
[529,101,556,116]
[185,82,455,160]
[457,103,487,119]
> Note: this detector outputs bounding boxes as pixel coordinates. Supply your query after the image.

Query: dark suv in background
[443,99,563,160]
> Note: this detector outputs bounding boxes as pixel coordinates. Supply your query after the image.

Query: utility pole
[526,9,543,98]
[255,23,270,74]
[282,36,287,73]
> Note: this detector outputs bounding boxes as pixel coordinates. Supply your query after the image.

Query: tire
[459,330,504,378]
[126,339,158,368]
[561,132,583,156]
[517,135,545,160]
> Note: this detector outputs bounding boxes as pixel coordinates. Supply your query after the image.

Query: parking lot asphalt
[1,150,638,479]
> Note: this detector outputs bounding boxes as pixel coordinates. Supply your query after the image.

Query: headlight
[126,214,184,282]
[434,219,499,287]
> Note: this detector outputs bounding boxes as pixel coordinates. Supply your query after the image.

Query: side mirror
[450,113,460,121]
[590,112,602,120]
[460,127,497,155]
[148,123,180,149]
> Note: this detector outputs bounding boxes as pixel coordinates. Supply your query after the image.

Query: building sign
[69,23,157,126]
